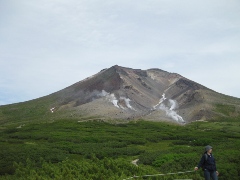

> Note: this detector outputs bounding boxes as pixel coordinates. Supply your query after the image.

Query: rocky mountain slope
[1,65,240,124]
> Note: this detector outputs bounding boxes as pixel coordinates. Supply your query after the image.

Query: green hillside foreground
[0,117,240,180]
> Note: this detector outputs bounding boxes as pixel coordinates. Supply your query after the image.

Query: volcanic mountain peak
[43,65,239,124]
[1,65,240,125]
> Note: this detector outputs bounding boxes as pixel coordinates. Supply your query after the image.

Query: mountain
[1,65,240,125]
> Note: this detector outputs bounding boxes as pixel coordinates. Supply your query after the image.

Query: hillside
[1,65,240,125]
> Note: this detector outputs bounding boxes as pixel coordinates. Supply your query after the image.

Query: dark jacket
[197,153,217,171]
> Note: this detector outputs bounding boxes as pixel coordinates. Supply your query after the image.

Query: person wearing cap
[194,145,219,180]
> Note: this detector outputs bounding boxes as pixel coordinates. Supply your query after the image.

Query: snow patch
[153,93,166,109]
[50,107,55,113]
[17,124,25,129]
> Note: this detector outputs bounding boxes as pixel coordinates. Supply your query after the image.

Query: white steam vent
[108,94,120,108]
[97,90,110,97]
[119,97,136,111]
[154,94,185,123]
[97,91,119,108]
[96,90,135,110]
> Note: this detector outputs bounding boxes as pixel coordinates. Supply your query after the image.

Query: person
[194,145,219,180]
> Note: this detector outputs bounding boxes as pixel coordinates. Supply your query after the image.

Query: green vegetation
[0,95,58,125]
[215,103,236,116]
[0,118,240,180]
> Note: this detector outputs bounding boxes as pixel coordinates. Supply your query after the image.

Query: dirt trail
[131,159,139,166]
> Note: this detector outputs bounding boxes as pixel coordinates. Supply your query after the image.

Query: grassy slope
[0,94,58,125]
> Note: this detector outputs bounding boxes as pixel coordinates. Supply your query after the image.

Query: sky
[0,0,240,105]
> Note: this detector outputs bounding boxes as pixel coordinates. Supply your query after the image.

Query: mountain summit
[1,65,240,124]
[47,65,240,123]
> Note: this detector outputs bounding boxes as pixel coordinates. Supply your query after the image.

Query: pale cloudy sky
[0,0,240,105]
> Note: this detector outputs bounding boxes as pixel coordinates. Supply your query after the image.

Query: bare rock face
[50,65,240,123]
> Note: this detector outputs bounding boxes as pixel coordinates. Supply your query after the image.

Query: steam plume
[154,94,185,123]
[95,90,135,110]
[120,97,136,110]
